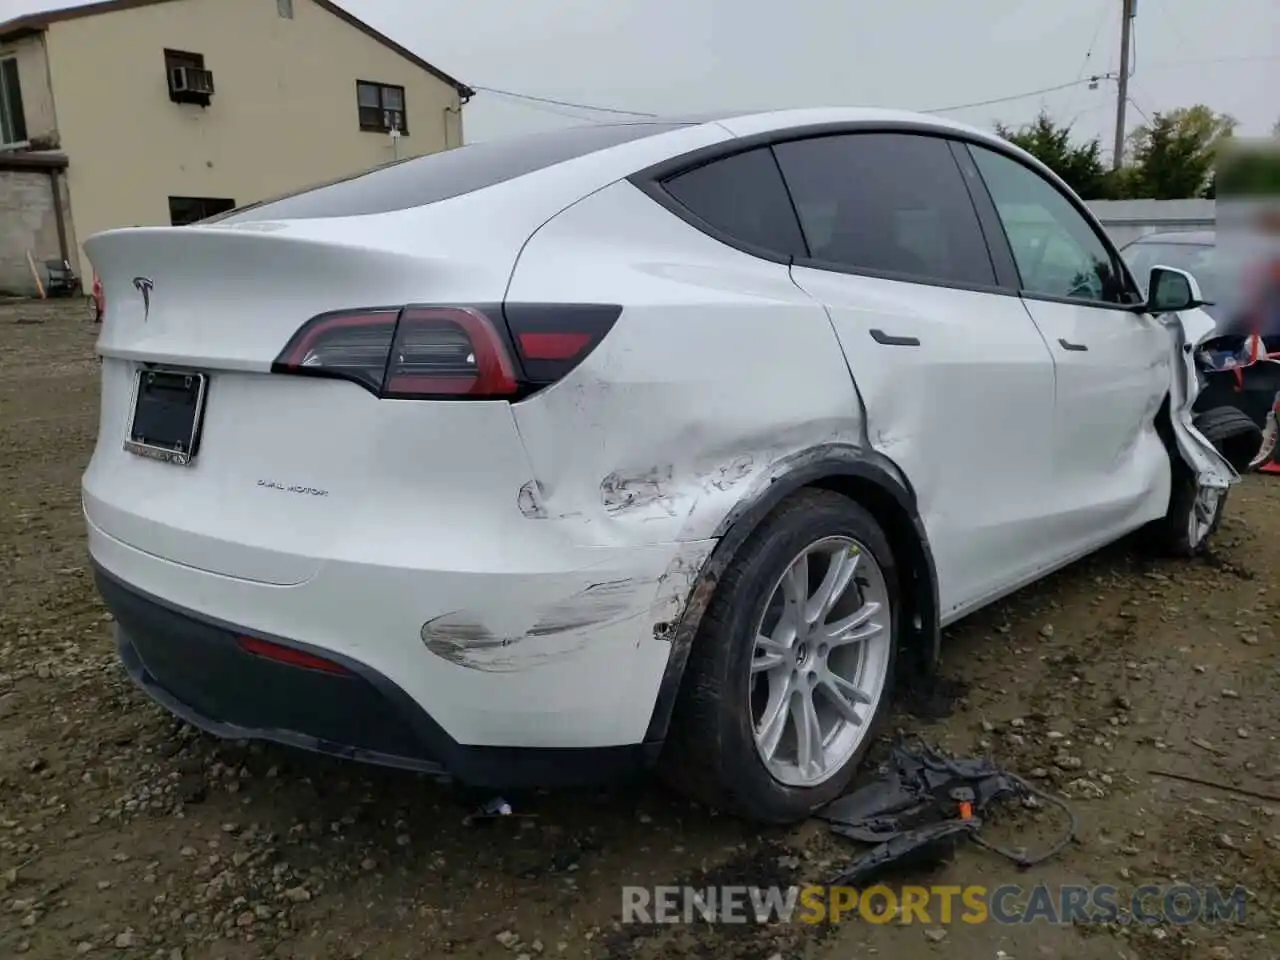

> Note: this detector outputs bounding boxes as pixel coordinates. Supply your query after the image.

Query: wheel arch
[643,444,941,745]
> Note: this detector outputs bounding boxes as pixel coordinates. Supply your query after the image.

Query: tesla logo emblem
[132,277,154,321]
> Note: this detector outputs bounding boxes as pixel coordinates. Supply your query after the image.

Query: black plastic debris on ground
[816,738,1078,887]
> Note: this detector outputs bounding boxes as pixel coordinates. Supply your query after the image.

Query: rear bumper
[84,505,708,750]
[97,565,661,788]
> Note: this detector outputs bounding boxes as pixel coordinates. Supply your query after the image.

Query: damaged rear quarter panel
[505,178,869,552]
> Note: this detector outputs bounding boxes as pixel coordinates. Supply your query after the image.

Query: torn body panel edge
[1166,312,1238,490]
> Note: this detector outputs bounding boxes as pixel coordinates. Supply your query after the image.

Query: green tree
[995,111,1111,199]
[1125,105,1236,200]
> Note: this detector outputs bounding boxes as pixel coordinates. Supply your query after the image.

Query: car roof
[1127,230,1217,246]
[217,107,1033,226]
[211,106,1074,234]
[661,107,1063,188]
[674,105,1007,144]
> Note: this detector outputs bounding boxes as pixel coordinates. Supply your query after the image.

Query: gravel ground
[1,298,1276,960]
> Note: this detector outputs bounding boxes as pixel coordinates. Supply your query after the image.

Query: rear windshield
[214,122,689,223]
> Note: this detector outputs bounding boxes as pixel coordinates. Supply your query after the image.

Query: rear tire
[658,489,898,824]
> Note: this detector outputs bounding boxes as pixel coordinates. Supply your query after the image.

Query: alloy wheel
[749,536,892,788]
[1188,484,1224,548]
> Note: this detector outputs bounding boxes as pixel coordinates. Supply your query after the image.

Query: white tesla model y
[82,108,1249,823]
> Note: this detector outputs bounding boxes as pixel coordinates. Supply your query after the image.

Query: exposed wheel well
[806,475,939,677]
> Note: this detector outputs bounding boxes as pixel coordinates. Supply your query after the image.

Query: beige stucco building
[0,0,471,294]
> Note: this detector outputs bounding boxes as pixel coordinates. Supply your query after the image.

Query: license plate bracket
[124,368,208,466]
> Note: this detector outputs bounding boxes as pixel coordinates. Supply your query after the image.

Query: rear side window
[661,148,806,259]
[215,122,690,222]
[773,133,997,287]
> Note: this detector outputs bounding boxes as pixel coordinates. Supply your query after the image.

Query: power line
[479,78,1103,123]
[923,78,1097,114]
[1075,0,1113,81]
[471,48,1278,129]
[919,50,1274,119]
[472,85,657,118]
[1127,96,1152,125]
[476,77,1107,126]
[497,96,610,124]
[1064,0,1115,124]
[1126,78,1156,117]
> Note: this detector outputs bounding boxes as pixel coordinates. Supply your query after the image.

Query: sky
[2,0,1277,155]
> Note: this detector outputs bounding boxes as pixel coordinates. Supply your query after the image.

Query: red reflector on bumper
[237,636,350,675]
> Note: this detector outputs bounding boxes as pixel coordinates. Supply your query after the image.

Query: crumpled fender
[1166,307,1237,490]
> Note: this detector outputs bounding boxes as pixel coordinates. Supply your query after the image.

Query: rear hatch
[82,218,535,586]
[82,121,721,586]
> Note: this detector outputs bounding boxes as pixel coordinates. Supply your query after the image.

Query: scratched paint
[419,613,514,662]
[702,454,754,492]
[517,480,550,519]
[600,466,678,515]
[420,576,658,672]
[526,579,647,636]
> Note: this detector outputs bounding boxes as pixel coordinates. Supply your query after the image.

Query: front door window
[970,145,1134,305]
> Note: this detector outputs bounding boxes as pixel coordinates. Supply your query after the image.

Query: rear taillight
[272,303,620,400]
[503,303,622,386]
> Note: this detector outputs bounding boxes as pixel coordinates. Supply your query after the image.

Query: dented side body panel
[502,178,899,742]
[787,265,1063,620]
[506,178,869,550]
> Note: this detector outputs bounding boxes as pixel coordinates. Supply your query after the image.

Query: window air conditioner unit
[171,66,215,96]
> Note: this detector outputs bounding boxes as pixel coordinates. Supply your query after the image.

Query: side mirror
[1144,265,1210,314]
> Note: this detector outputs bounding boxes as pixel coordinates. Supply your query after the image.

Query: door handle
[869,329,921,347]
[1058,338,1089,352]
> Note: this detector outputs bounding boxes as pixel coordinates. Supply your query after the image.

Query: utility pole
[1112,0,1135,170]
